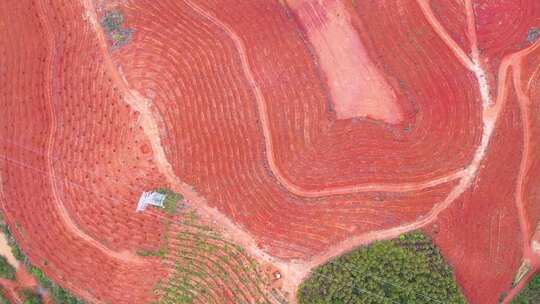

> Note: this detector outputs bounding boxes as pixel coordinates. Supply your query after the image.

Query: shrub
[298,231,466,304]
[511,272,540,304]
[21,289,42,304]
[100,10,133,48]
[11,244,25,262]
[100,10,123,32]
[0,255,16,280]
[30,267,52,288]
[155,188,184,215]
[49,285,85,304]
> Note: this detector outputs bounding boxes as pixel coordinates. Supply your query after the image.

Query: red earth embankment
[116,0,476,260]
[426,79,525,304]
[0,1,166,303]
[1,0,540,303]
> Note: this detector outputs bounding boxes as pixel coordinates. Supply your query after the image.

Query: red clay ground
[1,0,540,303]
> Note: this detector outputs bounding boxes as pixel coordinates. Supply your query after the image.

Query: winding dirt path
[81,0,293,295]
[175,1,539,302]
[185,0,469,198]
[499,41,540,304]
[8,0,536,303]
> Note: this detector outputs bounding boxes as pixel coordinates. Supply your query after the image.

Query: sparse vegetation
[153,213,272,304]
[298,231,466,304]
[101,10,123,32]
[0,255,16,280]
[137,248,167,258]
[511,272,540,304]
[100,10,133,48]
[155,188,184,215]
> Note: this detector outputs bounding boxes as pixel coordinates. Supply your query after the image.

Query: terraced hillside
[1,0,540,303]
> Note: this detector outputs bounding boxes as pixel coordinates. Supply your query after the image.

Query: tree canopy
[511,272,540,304]
[0,255,16,280]
[298,231,466,304]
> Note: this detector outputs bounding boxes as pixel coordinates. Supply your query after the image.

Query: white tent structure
[136,191,167,212]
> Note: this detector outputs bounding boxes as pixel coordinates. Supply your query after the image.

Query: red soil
[1,0,540,303]
[290,0,403,124]
[114,0,474,259]
[426,82,525,304]
[430,0,472,56]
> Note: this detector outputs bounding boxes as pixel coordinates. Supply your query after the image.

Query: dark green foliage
[511,272,540,304]
[21,289,42,304]
[49,285,85,304]
[0,255,16,280]
[155,188,184,215]
[298,231,466,304]
[31,267,52,288]
[30,266,85,304]
[10,245,25,262]
[527,28,540,44]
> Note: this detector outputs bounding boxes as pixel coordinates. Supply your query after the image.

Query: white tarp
[136,191,167,212]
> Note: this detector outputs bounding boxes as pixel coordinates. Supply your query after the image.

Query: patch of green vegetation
[21,289,42,304]
[100,10,133,48]
[298,231,466,304]
[100,10,123,32]
[153,212,272,304]
[137,249,166,258]
[155,188,184,216]
[511,272,540,304]
[109,29,133,48]
[48,285,85,304]
[0,255,16,280]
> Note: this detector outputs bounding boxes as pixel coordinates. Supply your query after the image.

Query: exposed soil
[1,1,540,304]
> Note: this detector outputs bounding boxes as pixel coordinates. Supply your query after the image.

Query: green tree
[0,255,16,280]
[298,231,466,304]
[511,272,540,304]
